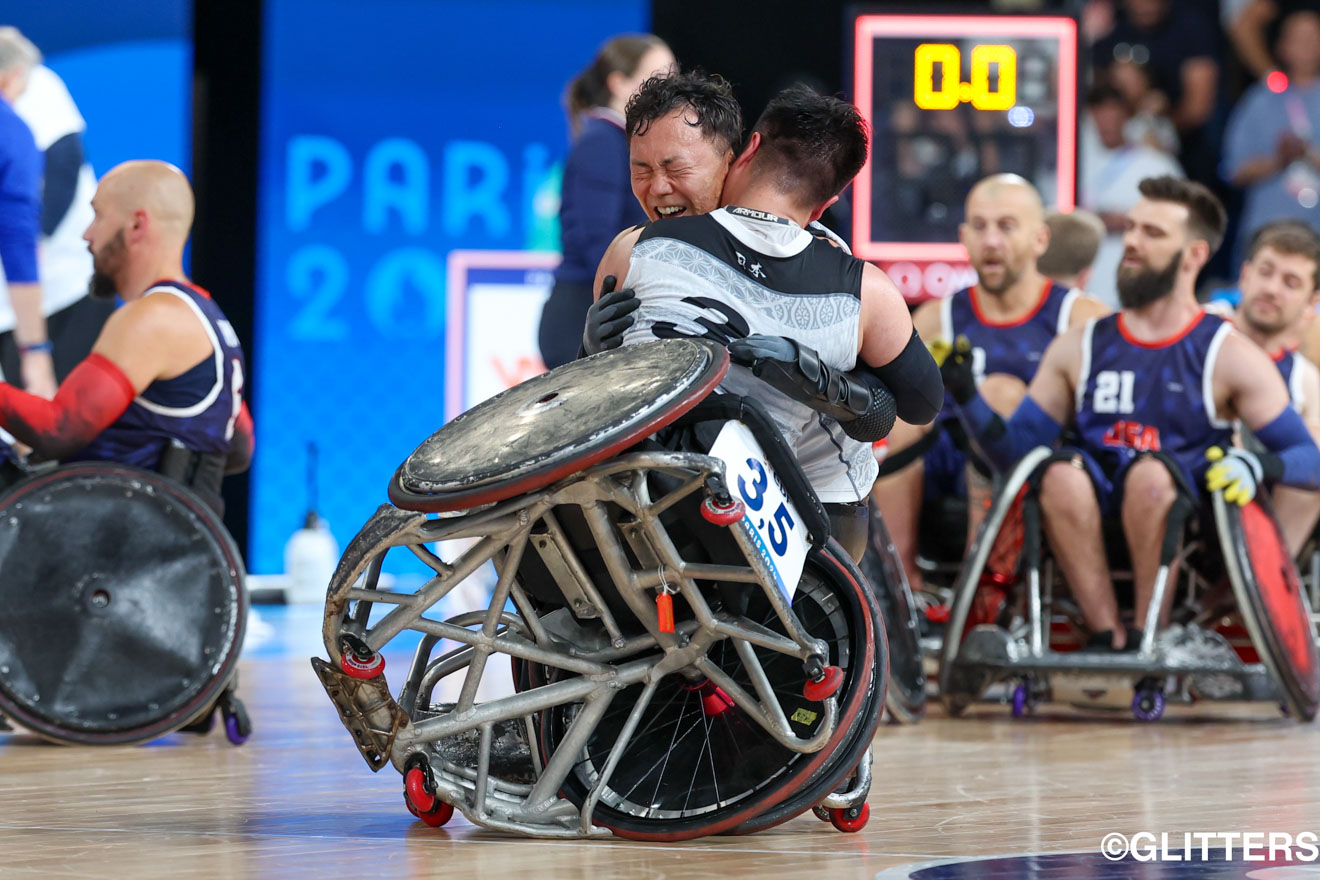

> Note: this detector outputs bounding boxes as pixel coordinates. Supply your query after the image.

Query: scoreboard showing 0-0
[851,14,1078,301]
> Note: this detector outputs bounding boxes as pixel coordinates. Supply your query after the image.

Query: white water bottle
[284,512,339,604]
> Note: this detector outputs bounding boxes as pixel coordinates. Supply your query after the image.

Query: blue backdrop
[254,0,648,573]
[3,0,191,177]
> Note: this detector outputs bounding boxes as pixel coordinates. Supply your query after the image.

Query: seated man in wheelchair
[0,160,251,508]
[591,84,943,561]
[939,176,1320,654]
[0,161,253,747]
[1225,222,1320,557]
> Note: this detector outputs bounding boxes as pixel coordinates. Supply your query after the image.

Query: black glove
[729,334,897,442]
[582,275,639,355]
[929,335,976,405]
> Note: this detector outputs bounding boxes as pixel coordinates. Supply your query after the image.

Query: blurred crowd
[1033,0,1320,299]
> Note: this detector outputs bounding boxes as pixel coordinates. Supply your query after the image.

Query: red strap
[0,353,136,460]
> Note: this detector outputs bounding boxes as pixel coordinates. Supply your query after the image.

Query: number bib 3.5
[709,421,810,599]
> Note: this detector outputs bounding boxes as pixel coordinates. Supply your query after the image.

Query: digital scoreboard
[851,14,1078,301]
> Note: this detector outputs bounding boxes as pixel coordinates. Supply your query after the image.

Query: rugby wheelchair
[0,453,250,745]
[938,446,1320,722]
[312,339,889,839]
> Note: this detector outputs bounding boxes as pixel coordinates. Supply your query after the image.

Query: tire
[541,541,882,841]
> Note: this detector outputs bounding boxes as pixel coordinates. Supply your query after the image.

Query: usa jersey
[74,281,246,470]
[1074,310,1233,488]
[940,281,1079,387]
[1274,348,1307,412]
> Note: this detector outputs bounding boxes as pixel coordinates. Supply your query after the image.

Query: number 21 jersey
[1073,310,1233,486]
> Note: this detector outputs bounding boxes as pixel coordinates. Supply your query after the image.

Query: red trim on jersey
[969,279,1053,329]
[0,354,137,460]
[1270,345,1298,363]
[1116,309,1207,349]
[148,278,212,299]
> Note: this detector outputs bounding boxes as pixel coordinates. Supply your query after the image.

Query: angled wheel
[1215,495,1320,721]
[390,339,728,513]
[542,541,882,841]
[861,509,925,723]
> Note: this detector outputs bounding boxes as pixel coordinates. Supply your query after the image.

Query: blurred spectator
[1039,209,1106,292]
[1107,59,1180,154]
[0,27,53,399]
[1222,10,1320,261]
[538,34,674,370]
[1090,0,1219,182]
[1079,83,1184,308]
[1227,0,1320,80]
[7,40,113,384]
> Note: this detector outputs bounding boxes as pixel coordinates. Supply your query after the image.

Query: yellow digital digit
[970,44,1017,111]
[913,43,960,110]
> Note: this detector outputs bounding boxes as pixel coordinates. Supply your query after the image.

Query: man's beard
[1116,249,1181,309]
[975,260,1020,295]
[1241,299,1294,336]
[88,229,126,300]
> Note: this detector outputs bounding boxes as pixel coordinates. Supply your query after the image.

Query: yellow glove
[1205,446,1263,507]
[928,335,976,403]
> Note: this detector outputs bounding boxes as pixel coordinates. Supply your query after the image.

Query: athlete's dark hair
[625,69,743,155]
[1137,176,1227,254]
[1247,220,1320,289]
[566,34,669,134]
[748,83,869,208]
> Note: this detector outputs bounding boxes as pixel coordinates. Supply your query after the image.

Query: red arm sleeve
[0,354,136,460]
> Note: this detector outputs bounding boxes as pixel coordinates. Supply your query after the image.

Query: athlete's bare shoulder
[594,226,646,301]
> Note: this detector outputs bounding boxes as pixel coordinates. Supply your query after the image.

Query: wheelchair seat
[0,461,249,744]
[314,339,886,839]
[938,447,1320,722]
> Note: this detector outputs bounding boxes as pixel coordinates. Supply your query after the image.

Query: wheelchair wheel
[726,542,886,835]
[939,447,1053,713]
[0,463,247,744]
[541,541,882,841]
[389,339,727,513]
[1215,495,1320,721]
[860,509,924,723]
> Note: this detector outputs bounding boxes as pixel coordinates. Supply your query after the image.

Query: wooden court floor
[2,605,1318,879]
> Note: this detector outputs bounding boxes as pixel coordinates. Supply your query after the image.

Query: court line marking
[0,822,950,858]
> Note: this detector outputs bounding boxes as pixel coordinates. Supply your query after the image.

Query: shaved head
[98,160,195,243]
[965,173,1044,224]
[84,160,196,300]
[959,174,1049,295]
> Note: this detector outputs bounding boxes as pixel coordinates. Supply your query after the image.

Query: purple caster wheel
[1132,688,1165,722]
[219,693,252,745]
[1011,683,1031,718]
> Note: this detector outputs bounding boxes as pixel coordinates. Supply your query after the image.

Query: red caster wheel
[803,665,844,702]
[341,651,385,680]
[812,805,831,822]
[404,767,436,814]
[404,768,454,827]
[417,801,454,827]
[829,802,870,833]
[700,496,745,526]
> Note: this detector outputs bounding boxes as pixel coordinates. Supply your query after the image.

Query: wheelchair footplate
[311,656,409,771]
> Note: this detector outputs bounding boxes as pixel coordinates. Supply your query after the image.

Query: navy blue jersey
[1274,348,1307,412]
[940,281,1079,387]
[1074,310,1233,488]
[73,281,246,470]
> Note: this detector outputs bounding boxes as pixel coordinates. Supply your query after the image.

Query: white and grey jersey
[620,206,876,502]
